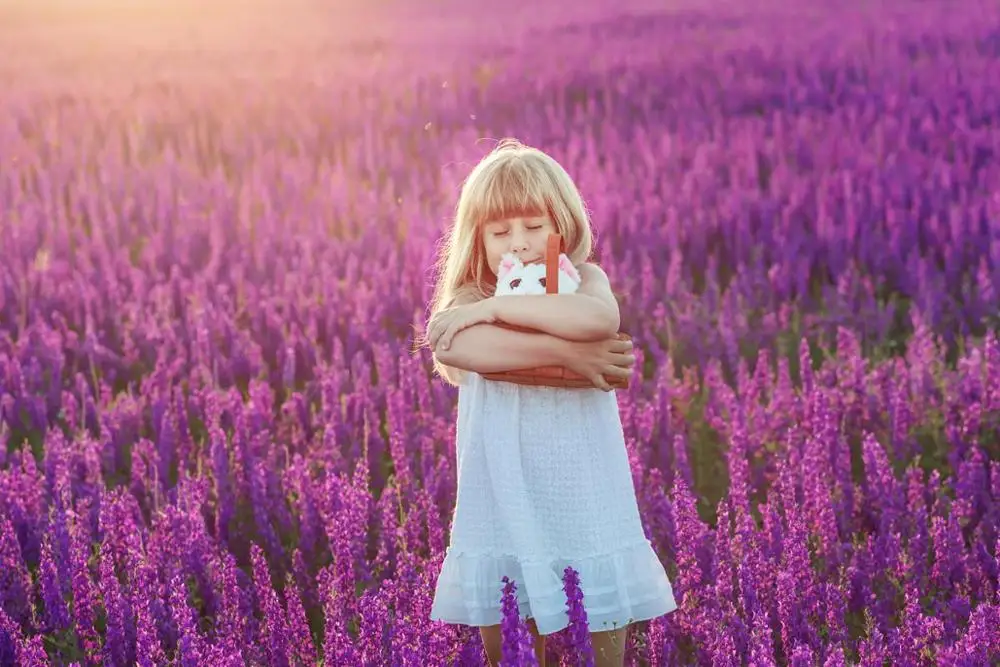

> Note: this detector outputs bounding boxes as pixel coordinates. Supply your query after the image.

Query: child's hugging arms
[489,262,621,340]
[429,292,567,373]
[428,266,634,390]
[428,263,620,352]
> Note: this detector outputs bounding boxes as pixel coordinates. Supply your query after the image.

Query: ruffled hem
[428,540,678,636]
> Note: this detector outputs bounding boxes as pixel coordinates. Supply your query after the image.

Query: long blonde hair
[423,138,595,386]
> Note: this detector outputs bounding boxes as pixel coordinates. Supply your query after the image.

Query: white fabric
[430,372,678,636]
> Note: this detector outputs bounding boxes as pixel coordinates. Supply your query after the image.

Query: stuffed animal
[495,252,581,296]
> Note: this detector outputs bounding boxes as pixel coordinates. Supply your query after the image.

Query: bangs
[465,155,550,226]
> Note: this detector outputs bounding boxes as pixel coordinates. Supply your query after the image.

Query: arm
[434,324,571,373]
[430,291,572,374]
[488,263,621,341]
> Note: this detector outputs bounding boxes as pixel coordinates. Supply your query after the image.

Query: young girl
[425,139,677,667]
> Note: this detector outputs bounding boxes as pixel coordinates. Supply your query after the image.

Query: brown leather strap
[545,234,561,294]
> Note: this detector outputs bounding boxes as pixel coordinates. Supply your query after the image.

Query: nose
[509,228,529,254]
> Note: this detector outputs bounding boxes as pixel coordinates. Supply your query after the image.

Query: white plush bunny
[495,252,582,296]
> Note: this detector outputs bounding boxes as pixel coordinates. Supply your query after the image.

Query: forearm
[490,294,619,341]
[433,323,570,373]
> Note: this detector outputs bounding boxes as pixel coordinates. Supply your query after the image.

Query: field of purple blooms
[2,0,1000,664]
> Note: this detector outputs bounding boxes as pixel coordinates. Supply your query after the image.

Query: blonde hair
[423,138,595,386]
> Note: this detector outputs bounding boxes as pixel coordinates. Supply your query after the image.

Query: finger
[441,323,460,350]
[592,373,611,391]
[604,365,632,379]
[610,338,633,353]
[432,316,453,347]
[433,324,449,350]
[609,353,636,368]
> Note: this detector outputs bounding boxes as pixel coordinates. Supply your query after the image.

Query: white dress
[429,372,678,636]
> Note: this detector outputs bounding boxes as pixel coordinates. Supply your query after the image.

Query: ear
[558,254,581,283]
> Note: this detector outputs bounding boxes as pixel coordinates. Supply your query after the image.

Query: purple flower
[857,623,888,667]
[775,506,819,655]
[250,543,290,667]
[562,566,595,667]
[250,458,284,564]
[788,644,814,667]
[931,511,968,610]
[889,589,944,666]
[823,647,847,667]
[319,564,359,666]
[283,458,321,566]
[70,509,100,661]
[746,599,775,667]
[374,480,401,580]
[670,478,710,599]
[209,423,233,544]
[726,418,752,514]
[169,572,205,667]
[322,456,374,621]
[208,550,251,660]
[131,559,166,667]
[38,535,70,632]
[0,605,21,666]
[671,432,694,491]
[99,539,129,667]
[0,514,34,629]
[861,432,904,535]
[283,560,317,667]
[356,584,389,666]
[801,424,841,574]
[935,602,1000,666]
[454,631,488,666]
[16,634,48,667]
[500,576,538,667]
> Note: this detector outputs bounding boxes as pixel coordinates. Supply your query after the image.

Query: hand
[427,300,496,351]
[562,337,636,391]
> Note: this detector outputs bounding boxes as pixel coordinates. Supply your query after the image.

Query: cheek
[482,242,502,274]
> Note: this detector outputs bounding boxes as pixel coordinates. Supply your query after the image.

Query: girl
[425,139,677,667]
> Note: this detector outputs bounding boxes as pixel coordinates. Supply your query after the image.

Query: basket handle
[545,234,563,295]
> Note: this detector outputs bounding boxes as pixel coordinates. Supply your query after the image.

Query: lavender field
[2,0,1000,664]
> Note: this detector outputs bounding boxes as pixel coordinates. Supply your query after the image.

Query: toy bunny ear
[558,254,581,283]
[498,254,518,278]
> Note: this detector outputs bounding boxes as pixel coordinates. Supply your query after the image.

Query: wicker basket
[480,234,631,389]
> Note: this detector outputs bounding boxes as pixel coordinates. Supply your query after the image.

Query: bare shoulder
[575,262,620,308]
[577,262,611,284]
[439,283,484,310]
[576,262,615,295]
[446,288,484,308]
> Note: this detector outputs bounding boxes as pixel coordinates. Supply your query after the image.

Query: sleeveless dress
[429,371,677,636]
